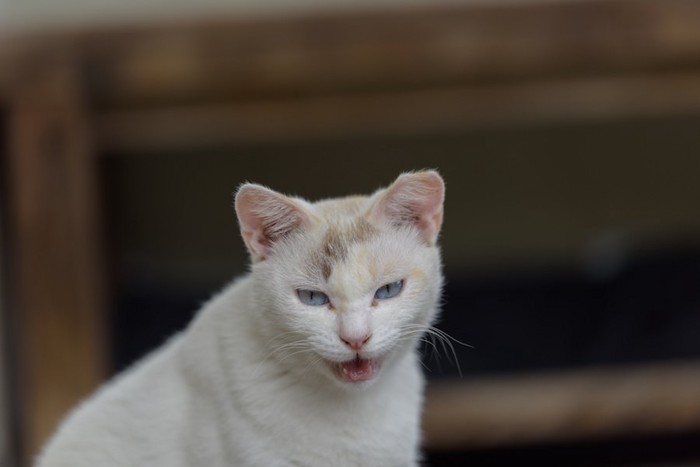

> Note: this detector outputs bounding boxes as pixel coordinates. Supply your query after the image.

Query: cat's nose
[339,333,372,351]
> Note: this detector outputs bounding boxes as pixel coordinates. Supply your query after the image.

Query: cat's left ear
[368,170,445,245]
[235,184,311,261]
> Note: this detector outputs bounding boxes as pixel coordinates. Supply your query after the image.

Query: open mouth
[331,356,383,383]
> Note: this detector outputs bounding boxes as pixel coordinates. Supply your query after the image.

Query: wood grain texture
[5,52,108,461]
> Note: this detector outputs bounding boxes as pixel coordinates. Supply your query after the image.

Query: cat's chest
[232,403,418,467]
[224,362,422,466]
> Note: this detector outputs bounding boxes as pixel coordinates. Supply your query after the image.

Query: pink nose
[340,333,372,351]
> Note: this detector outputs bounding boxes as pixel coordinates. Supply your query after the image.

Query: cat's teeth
[335,357,381,383]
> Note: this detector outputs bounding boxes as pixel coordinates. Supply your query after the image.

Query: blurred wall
[105,115,700,293]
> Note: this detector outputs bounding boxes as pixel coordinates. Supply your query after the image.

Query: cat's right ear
[368,170,445,245]
[234,184,310,261]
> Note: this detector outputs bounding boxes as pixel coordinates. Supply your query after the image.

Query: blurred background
[2,0,700,465]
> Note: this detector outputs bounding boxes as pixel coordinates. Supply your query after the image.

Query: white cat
[36,170,445,467]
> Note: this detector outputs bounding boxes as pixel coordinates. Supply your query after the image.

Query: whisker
[296,355,325,381]
[428,326,474,349]
[424,327,463,377]
[399,324,472,377]
[249,338,313,380]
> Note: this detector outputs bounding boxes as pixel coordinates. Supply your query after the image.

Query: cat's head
[235,171,444,388]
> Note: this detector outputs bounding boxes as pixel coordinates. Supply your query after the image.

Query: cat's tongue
[338,357,377,382]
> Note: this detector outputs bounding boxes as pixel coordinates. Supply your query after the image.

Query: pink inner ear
[371,171,445,244]
[235,185,307,260]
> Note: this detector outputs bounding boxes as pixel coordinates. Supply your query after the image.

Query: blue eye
[374,280,404,300]
[297,289,330,306]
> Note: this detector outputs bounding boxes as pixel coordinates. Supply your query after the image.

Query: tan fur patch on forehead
[317,218,377,280]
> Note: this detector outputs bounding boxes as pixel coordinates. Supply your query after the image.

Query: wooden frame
[2,0,700,463]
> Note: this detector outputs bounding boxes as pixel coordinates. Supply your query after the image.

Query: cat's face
[236,171,444,388]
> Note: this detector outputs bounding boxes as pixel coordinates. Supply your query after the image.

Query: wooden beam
[96,69,700,153]
[3,0,700,108]
[5,51,108,462]
[68,0,700,107]
[423,361,700,450]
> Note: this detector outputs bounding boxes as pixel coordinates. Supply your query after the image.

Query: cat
[36,170,445,467]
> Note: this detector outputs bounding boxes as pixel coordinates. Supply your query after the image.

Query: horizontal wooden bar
[3,0,700,108]
[96,69,700,153]
[423,361,700,450]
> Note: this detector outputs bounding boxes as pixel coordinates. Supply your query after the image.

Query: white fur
[36,171,445,467]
